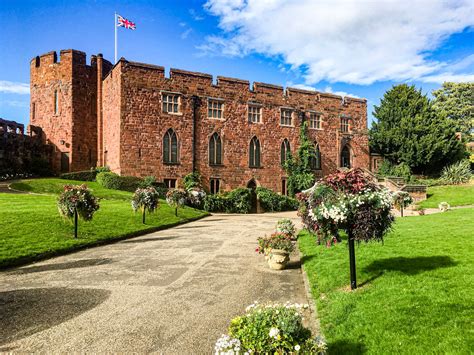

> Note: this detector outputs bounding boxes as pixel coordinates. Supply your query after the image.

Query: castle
[30,49,370,193]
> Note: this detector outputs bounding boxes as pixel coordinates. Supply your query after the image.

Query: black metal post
[401,205,404,217]
[74,207,78,239]
[348,230,357,290]
[175,207,178,217]
[142,209,146,224]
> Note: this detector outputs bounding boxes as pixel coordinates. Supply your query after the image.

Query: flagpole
[114,12,117,63]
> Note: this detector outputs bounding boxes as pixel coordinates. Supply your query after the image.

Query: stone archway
[247,179,258,213]
[341,145,351,168]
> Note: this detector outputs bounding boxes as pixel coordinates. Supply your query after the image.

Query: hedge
[204,188,252,213]
[255,187,299,212]
[96,172,142,192]
[60,170,97,181]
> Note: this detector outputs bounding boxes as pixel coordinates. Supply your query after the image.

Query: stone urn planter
[264,248,271,261]
[268,249,290,270]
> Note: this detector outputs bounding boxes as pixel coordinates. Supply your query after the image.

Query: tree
[370,84,465,174]
[284,121,315,196]
[432,82,474,140]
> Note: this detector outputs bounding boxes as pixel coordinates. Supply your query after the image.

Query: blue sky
[1,0,473,127]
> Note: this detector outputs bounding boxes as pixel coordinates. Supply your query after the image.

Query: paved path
[0,212,310,353]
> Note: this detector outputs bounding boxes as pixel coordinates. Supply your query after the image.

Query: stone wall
[102,59,370,192]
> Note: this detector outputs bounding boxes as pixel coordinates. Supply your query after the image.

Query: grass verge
[299,208,474,354]
[418,184,474,209]
[1,179,208,268]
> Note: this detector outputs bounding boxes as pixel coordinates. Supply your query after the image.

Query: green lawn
[0,179,208,268]
[299,209,474,354]
[418,184,474,208]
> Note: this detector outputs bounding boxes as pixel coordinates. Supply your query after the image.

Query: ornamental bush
[57,184,100,221]
[215,302,326,354]
[392,191,413,210]
[132,187,159,213]
[256,232,295,254]
[96,172,142,192]
[276,218,297,240]
[187,188,207,209]
[440,160,472,185]
[166,188,188,216]
[60,170,97,182]
[203,188,253,213]
[256,187,299,212]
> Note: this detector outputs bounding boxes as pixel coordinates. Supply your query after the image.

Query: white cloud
[189,8,204,21]
[290,83,359,98]
[181,28,192,39]
[0,80,30,94]
[202,0,474,85]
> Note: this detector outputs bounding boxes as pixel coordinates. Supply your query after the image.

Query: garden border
[1,213,210,270]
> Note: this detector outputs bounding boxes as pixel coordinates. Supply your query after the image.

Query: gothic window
[280,139,291,165]
[209,132,223,165]
[280,109,292,126]
[341,145,351,168]
[310,143,322,170]
[163,128,179,164]
[249,136,261,168]
[309,112,322,129]
[162,93,180,113]
[248,104,262,123]
[210,178,220,194]
[281,178,288,196]
[164,178,177,188]
[341,116,350,133]
[208,99,224,119]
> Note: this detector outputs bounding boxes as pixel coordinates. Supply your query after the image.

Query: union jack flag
[117,15,136,30]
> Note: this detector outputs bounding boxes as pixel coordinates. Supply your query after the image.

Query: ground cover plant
[418,183,474,208]
[299,208,474,354]
[0,178,207,268]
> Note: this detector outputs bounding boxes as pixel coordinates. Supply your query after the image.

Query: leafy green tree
[370,84,465,174]
[432,82,473,140]
[284,122,315,196]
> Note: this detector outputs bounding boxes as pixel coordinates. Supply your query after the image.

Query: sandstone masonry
[31,49,370,193]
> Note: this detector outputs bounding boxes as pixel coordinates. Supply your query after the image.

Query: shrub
[378,160,412,182]
[187,188,206,209]
[276,218,297,240]
[57,184,99,222]
[256,187,299,212]
[215,302,326,354]
[183,171,202,190]
[96,172,142,192]
[204,194,229,212]
[440,160,472,185]
[61,169,97,181]
[226,188,252,213]
[139,176,157,188]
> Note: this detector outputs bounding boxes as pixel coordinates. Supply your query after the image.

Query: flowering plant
[132,187,160,213]
[166,188,188,216]
[187,187,207,209]
[256,232,295,254]
[57,184,99,221]
[215,302,326,354]
[392,191,413,210]
[276,218,297,240]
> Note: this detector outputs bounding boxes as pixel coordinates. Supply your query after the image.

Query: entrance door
[61,152,70,173]
[247,179,258,213]
[341,145,351,168]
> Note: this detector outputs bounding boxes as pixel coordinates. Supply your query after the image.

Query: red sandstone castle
[30,49,370,194]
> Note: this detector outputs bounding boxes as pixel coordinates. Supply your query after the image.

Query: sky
[0,0,473,127]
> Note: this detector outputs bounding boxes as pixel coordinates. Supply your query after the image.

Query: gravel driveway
[0,212,310,353]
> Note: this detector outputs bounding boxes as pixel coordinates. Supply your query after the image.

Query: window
[310,143,322,170]
[249,136,261,168]
[54,90,59,114]
[163,128,179,164]
[209,132,223,165]
[210,178,220,194]
[281,178,287,196]
[341,145,351,168]
[280,139,291,165]
[309,112,322,129]
[164,178,177,188]
[248,104,262,123]
[280,109,292,126]
[341,116,350,133]
[162,93,180,113]
[208,99,224,119]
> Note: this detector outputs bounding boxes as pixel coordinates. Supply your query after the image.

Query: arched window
[209,132,223,165]
[310,143,322,170]
[163,129,178,164]
[280,139,291,165]
[249,136,261,168]
[341,145,351,168]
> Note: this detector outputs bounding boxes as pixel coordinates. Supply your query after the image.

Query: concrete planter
[268,249,290,270]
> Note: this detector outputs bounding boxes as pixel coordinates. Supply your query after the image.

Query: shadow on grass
[300,254,317,264]
[327,340,367,354]
[363,256,457,276]
[10,258,114,274]
[0,287,110,346]
[119,235,180,244]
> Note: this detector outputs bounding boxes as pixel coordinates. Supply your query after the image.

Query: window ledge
[163,162,180,166]
[209,163,224,167]
[279,124,295,128]
[163,111,183,116]
[309,127,324,131]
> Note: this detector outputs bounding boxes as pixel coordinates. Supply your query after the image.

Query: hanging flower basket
[132,187,160,223]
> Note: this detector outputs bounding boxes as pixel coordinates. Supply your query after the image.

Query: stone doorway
[247,179,258,213]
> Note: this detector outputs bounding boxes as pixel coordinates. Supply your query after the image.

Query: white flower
[294,344,301,351]
[269,327,280,339]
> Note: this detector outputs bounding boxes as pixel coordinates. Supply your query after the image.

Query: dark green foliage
[96,172,142,192]
[183,171,202,190]
[255,187,299,212]
[139,176,157,188]
[440,160,472,185]
[284,122,316,196]
[432,82,474,139]
[204,188,252,213]
[370,84,466,174]
[61,170,97,181]
[28,157,54,177]
[377,160,412,182]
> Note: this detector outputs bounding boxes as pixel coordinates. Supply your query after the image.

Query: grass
[299,208,474,354]
[418,183,474,209]
[0,178,208,268]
